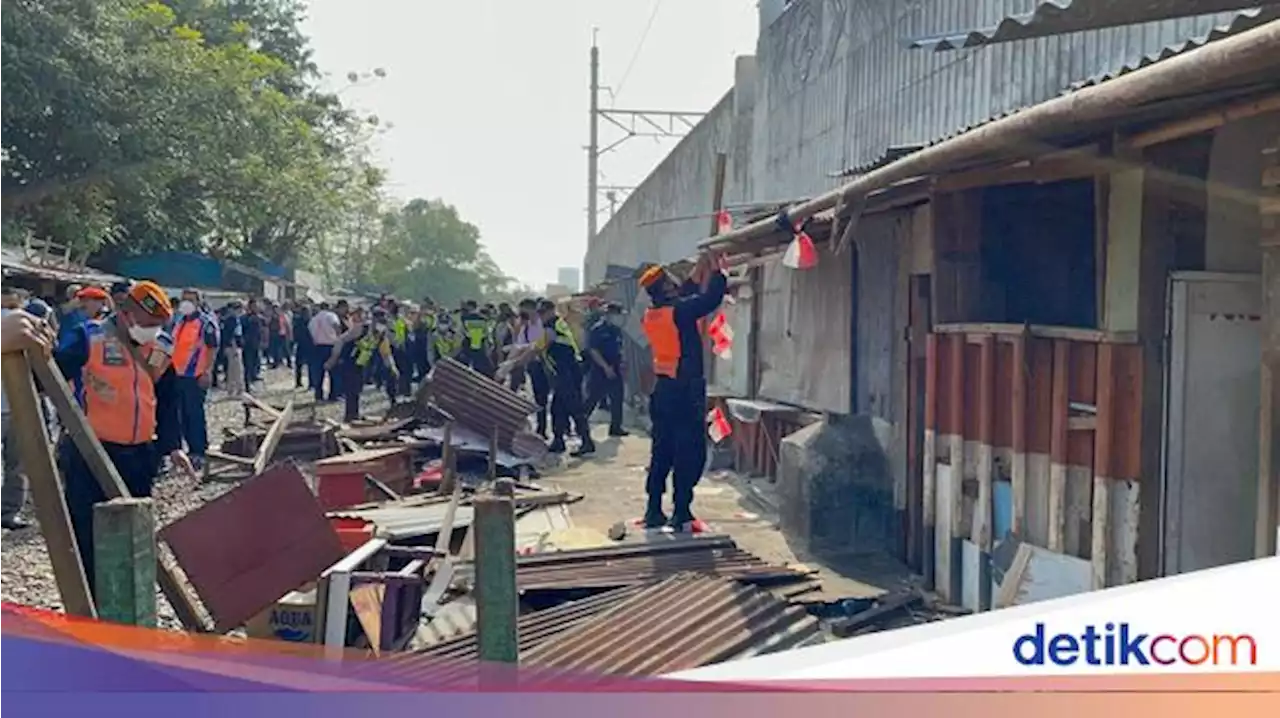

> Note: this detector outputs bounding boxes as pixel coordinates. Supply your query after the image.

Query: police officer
[538,299,595,456]
[55,281,192,596]
[328,306,397,422]
[638,253,727,530]
[510,298,550,437]
[458,300,493,377]
[412,296,437,380]
[170,288,220,471]
[388,300,412,396]
[585,301,628,437]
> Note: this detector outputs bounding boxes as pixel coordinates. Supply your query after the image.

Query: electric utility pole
[586,39,706,249]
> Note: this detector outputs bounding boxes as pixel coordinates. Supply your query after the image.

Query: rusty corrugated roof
[521,574,821,677]
[453,536,816,594]
[425,358,539,455]
[904,0,1278,51]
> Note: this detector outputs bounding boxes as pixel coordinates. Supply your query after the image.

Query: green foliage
[0,0,373,264]
[312,197,517,307]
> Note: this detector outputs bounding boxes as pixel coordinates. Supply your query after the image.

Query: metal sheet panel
[756,248,853,413]
[856,212,906,420]
[1161,272,1262,575]
[904,0,1278,50]
[159,462,345,631]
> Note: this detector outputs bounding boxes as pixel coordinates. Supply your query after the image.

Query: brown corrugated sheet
[425,358,538,453]
[378,586,644,685]
[522,574,820,676]
[159,462,345,631]
[454,536,814,593]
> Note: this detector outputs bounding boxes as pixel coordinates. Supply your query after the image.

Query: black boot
[643,497,667,529]
[668,505,696,532]
[548,436,566,453]
[571,438,596,457]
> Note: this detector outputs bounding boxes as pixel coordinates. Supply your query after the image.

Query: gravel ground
[0,362,394,628]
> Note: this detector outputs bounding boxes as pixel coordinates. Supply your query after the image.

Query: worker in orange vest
[170,288,220,471]
[637,251,727,530]
[54,281,191,598]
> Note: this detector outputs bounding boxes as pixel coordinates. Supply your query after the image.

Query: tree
[353,198,516,307]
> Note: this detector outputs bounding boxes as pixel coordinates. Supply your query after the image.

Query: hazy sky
[301,0,758,290]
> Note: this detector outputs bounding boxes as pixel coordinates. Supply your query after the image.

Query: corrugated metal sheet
[425,358,539,454]
[453,536,814,593]
[756,245,853,413]
[1,246,123,285]
[521,574,820,676]
[905,0,1277,51]
[329,503,476,541]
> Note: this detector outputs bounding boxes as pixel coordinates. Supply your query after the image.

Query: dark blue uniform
[585,317,626,435]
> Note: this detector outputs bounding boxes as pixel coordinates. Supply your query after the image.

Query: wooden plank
[349,583,386,655]
[1125,93,1280,149]
[93,498,157,627]
[933,322,1137,345]
[946,334,965,603]
[205,449,256,467]
[1010,335,1029,537]
[1,353,95,618]
[253,401,294,476]
[474,488,518,665]
[242,393,284,418]
[30,354,205,628]
[1048,340,1070,553]
[922,334,938,590]
[974,335,995,611]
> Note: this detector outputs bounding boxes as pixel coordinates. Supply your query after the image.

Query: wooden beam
[1092,344,1117,590]
[1,352,95,619]
[1126,93,1280,150]
[1048,340,1070,554]
[475,481,518,666]
[93,498,157,627]
[933,322,1138,344]
[974,334,996,611]
[1010,335,1029,537]
[935,154,1102,193]
[922,334,938,591]
[253,400,294,476]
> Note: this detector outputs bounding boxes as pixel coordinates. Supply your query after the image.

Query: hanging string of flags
[775,211,819,270]
[707,311,733,360]
[715,208,733,236]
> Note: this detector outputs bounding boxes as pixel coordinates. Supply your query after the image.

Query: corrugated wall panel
[756,248,854,413]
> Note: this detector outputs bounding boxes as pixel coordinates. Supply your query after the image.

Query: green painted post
[93,498,157,627]
[474,480,518,669]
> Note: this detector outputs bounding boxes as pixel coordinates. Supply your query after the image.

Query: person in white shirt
[308,301,343,402]
[509,297,551,438]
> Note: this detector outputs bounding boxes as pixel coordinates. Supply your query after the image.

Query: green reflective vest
[355,331,378,367]
[391,317,408,347]
[461,314,488,350]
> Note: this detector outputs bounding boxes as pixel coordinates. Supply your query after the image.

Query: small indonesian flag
[707,406,733,443]
[782,228,819,270]
[715,209,733,235]
[707,312,734,360]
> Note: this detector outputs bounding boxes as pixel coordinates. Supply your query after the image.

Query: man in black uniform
[458,299,493,377]
[538,299,594,457]
[585,301,628,437]
[638,254,727,530]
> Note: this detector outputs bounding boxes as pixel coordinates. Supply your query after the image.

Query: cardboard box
[245,587,318,643]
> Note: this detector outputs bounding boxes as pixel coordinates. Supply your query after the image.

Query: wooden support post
[28,355,204,630]
[1091,344,1117,590]
[1,352,95,618]
[946,334,965,603]
[974,334,996,611]
[93,498,157,627]
[253,400,294,476]
[1010,335,1029,537]
[1258,134,1280,558]
[488,426,498,481]
[438,421,456,496]
[1048,340,1070,553]
[921,334,938,591]
[474,481,518,667]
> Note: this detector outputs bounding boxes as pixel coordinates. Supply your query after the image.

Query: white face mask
[179,300,197,316]
[128,324,163,344]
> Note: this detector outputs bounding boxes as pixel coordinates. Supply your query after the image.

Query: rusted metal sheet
[454,536,814,593]
[159,462,345,632]
[382,585,644,685]
[523,574,820,676]
[424,358,539,453]
[906,0,1278,51]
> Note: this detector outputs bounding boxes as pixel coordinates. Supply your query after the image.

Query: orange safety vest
[642,306,681,379]
[80,322,171,446]
[171,316,212,378]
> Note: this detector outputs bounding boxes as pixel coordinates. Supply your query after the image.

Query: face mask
[179,300,197,316]
[128,324,162,344]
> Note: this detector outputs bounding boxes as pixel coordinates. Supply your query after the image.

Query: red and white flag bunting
[715,209,733,235]
[706,406,733,443]
[782,227,819,270]
[707,311,734,360]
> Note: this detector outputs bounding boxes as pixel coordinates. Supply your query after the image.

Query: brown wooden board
[158,461,345,631]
